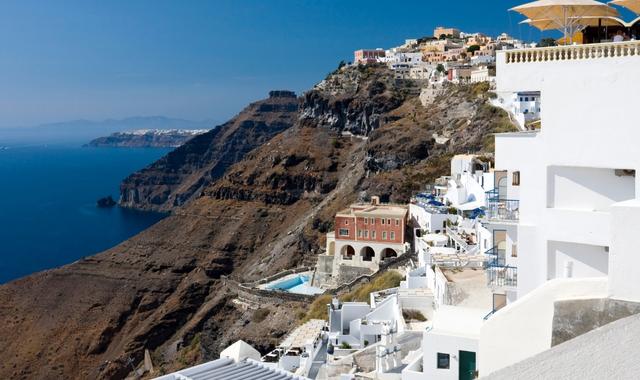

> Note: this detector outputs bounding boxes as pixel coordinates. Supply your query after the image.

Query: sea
[0,142,170,284]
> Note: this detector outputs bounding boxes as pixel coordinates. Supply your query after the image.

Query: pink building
[354,49,385,64]
[327,197,408,267]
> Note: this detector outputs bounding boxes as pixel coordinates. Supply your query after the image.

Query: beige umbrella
[511,0,620,41]
[609,0,640,14]
[521,15,626,29]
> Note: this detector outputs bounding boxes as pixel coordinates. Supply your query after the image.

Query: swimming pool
[265,274,324,295]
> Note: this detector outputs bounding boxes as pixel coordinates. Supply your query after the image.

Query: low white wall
[479,277,608,376]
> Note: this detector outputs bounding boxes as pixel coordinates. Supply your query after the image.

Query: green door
[459,350,476,380]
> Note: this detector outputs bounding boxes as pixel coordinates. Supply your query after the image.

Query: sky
[0,0,622,128]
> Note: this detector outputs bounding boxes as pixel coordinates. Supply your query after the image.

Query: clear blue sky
[0,0,575,127]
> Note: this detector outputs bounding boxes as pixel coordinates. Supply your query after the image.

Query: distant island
[85,129,210,148]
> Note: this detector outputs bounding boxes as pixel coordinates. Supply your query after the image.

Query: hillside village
[153,6,640,379]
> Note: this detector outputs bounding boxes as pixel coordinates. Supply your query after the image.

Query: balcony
[485,245,516,289]
[485,190,519,222]
[504,41,640,65]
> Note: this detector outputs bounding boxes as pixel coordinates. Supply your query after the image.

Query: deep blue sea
[0,143,170,284]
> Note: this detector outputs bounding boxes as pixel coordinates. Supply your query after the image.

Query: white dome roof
[219,340,261,363]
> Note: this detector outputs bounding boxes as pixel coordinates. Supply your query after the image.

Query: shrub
[302,294,333,322]
[403,309,428,322]
[466,45,480,54]
[340,342,352,349]
[340,271,403,302]
[252,308,271,323]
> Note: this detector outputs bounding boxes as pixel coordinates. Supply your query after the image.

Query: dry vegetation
[302,271,404,322]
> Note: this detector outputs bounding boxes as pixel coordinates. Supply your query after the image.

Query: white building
[469,66,490,83]
[155,340,310,380]
[262,319,325,377]
[479,40,640,375]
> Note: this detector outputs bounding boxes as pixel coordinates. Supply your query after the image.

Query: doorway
[458,350,476,380]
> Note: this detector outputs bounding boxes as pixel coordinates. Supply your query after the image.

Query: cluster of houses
[353,26,534,85]
[156,7,640,380]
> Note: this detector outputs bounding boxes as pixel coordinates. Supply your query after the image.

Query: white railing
[505,41,640,64]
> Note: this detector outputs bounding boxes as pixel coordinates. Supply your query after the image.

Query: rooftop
[337,203,408,218]
[154,358,310,380]
[441,268,493,309]
[280,319,325,349]
[429,305,487,339]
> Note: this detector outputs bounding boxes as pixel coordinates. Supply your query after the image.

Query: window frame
[339,228,349,237]
[512,171,520,186]
[437,353,450,369]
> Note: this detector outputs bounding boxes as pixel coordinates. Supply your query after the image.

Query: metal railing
[485,190,519,222]
[487,265,517,288]
[484,246,506,267]
[504,40,640,64]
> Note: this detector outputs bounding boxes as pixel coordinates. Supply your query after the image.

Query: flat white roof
[281,319,325,349]
[430,305,487,339]
[154,358,309,380]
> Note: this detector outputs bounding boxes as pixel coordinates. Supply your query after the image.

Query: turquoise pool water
[266,274,324,295]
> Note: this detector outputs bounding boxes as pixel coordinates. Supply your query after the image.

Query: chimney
[371,196,380,205]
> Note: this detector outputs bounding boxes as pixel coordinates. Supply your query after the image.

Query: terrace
[484,245,517,289]
[503,40,640,64]
[485,189,519,222]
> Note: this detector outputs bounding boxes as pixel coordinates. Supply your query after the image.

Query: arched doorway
[360,246,375,262]
[341,245,355,260]
[381,248,397,260]
[498,177,508,200]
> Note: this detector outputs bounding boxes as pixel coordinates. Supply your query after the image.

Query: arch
[381,248,398,260]
[360,246,375,262]
[340,245,355,260]
[498,176,508,200]
[328,241,336,256]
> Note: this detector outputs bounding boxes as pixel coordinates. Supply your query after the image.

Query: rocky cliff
[0,66,515,379]
[119,90,299,211]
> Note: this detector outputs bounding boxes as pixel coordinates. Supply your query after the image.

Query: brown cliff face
[0,67,515,379]
[119,90,299,211]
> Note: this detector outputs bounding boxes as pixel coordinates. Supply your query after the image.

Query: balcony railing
[484,246,506,267]
[487,265,517,288]
[486,200,519,222]
[504,40,640,65]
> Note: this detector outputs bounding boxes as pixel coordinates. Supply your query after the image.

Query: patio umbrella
[521,15,625,29]
[610,0,640,14]
[511,0,620,41]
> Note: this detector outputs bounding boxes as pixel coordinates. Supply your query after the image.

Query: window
[344,219,349,225]
[364,230,369,238]
[512,171,520,186]
[358,230,362,238]
[387,219,391,225]
[395,219,400,226]
[372,231,376,239]
[370,217,375,225]
[437,353,450,369]
[512,243,518,258]
[382,231,387,240]
[390,232,396,240]
[339,229,349,237]
[364,218,368,225]
[381,219,385,225]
